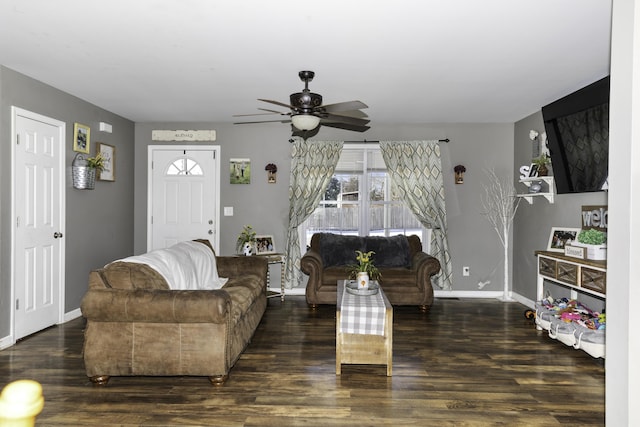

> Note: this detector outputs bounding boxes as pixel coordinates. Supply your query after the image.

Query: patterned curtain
[379,140,453,290]
[284,138,343,289]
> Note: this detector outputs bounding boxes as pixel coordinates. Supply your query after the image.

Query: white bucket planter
[571,241,607,260]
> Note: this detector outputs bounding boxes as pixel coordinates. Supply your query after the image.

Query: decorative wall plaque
[151,130,217,141]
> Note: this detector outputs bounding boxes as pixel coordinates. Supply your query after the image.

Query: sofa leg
[89,375,110,386]
[208,374,228,386]
[309,304,318,310]
[419,305,430,313]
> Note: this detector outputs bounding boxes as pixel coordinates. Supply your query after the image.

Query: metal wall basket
[72,154,96,190]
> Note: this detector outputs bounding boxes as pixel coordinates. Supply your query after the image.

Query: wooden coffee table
[336,280,393,376]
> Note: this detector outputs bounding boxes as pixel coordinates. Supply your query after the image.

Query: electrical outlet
[463,266,470,276]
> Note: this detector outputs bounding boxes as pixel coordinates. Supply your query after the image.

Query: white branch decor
[480,168,521,301]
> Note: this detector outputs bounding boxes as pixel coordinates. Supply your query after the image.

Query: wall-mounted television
[542,76,609,194]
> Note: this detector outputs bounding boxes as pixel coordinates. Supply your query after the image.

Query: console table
[534,251,606,358]
[535,250,606,301]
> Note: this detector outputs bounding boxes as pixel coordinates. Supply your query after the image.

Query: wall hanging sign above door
[151,130,217,141]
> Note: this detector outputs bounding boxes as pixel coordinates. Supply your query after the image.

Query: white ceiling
[0,0,611,126]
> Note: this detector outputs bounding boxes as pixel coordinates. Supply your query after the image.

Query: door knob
[53,232,63,239]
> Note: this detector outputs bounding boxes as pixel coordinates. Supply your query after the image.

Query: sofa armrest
[300,249,323,275]
[216,256,268,279]
[411,252,441,290]
[300,249,324,303]
[81,288,231,323]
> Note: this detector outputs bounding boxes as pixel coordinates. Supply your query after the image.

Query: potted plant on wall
[72,152,105,190]
[532,154,551,176]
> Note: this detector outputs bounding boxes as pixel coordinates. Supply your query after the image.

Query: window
[166,158,203,175]
[300,145,430,249]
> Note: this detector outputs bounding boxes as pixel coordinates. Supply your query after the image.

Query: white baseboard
[434,290,504,299]
[280,287,535,306]
[0,334,15,351]
[434,290,534,308]
[63,308,82,323]
[271,287,305,296]
[511,292,535,309]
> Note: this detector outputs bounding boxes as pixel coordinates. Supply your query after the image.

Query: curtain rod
[343,139,449,143]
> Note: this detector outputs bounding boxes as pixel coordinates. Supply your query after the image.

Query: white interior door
[12,107,65,340]
[148,146,220,252]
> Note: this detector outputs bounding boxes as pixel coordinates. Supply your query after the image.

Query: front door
[12,107,66,340]
[148,146,220,252]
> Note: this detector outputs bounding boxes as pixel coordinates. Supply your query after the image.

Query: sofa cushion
[101,262,170,290]
[364,235,411,268]
[319,233,365,267]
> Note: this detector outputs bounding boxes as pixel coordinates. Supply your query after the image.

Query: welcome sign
[581,205,607,232]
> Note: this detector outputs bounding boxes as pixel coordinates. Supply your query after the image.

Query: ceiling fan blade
[322,113,370,126]
[322,100,368,113]
[233,112,283,117]
[259,108,288,114]
[233,108,291,118]
[325,109,368,118]
[321,121,370,132]
[258,99,295,109]
[233,118,292,125]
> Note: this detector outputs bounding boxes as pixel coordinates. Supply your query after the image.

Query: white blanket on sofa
[111,241,228,290]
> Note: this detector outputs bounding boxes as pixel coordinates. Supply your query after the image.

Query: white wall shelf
[517,176,555,204]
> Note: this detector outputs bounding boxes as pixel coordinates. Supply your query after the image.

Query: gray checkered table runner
[339,283,386,336]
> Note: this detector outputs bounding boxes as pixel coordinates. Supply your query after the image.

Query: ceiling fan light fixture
[291,114,321,131]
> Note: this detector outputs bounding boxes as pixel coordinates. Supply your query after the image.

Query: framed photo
[255,235,276,255]
[528,163,539,178]
[73,123,90,154]
[96,142,115,181]
[230,158,251,184]
[547,227,580,252]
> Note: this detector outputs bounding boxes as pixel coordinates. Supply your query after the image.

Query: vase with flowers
[347,250,381,289]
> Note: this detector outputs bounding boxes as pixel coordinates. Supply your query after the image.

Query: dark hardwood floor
[0,297,604,426]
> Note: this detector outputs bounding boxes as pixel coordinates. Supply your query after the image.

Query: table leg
[280,259,285,301]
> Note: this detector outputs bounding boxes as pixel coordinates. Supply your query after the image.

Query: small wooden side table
[258,253,285,301]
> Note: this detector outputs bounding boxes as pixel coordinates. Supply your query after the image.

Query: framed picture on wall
[73,123,90,154]
[547,227,580,252]
[96,142,115,181]
[230,158,251,184]
[255,235,276,255]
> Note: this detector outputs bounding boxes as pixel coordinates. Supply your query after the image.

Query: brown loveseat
[301,233,440,311]
[80,239,267,386]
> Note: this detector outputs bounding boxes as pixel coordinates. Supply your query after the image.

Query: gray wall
[512,111,607,307]
[0,67,135,338]
[134,121,515,292]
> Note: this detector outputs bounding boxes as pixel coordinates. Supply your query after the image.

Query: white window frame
[299,144,431,251]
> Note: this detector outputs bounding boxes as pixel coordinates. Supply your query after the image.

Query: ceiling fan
[233,70,370,134]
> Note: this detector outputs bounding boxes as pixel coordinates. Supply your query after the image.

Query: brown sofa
[80,239,267,386]
[301,233,440,311]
